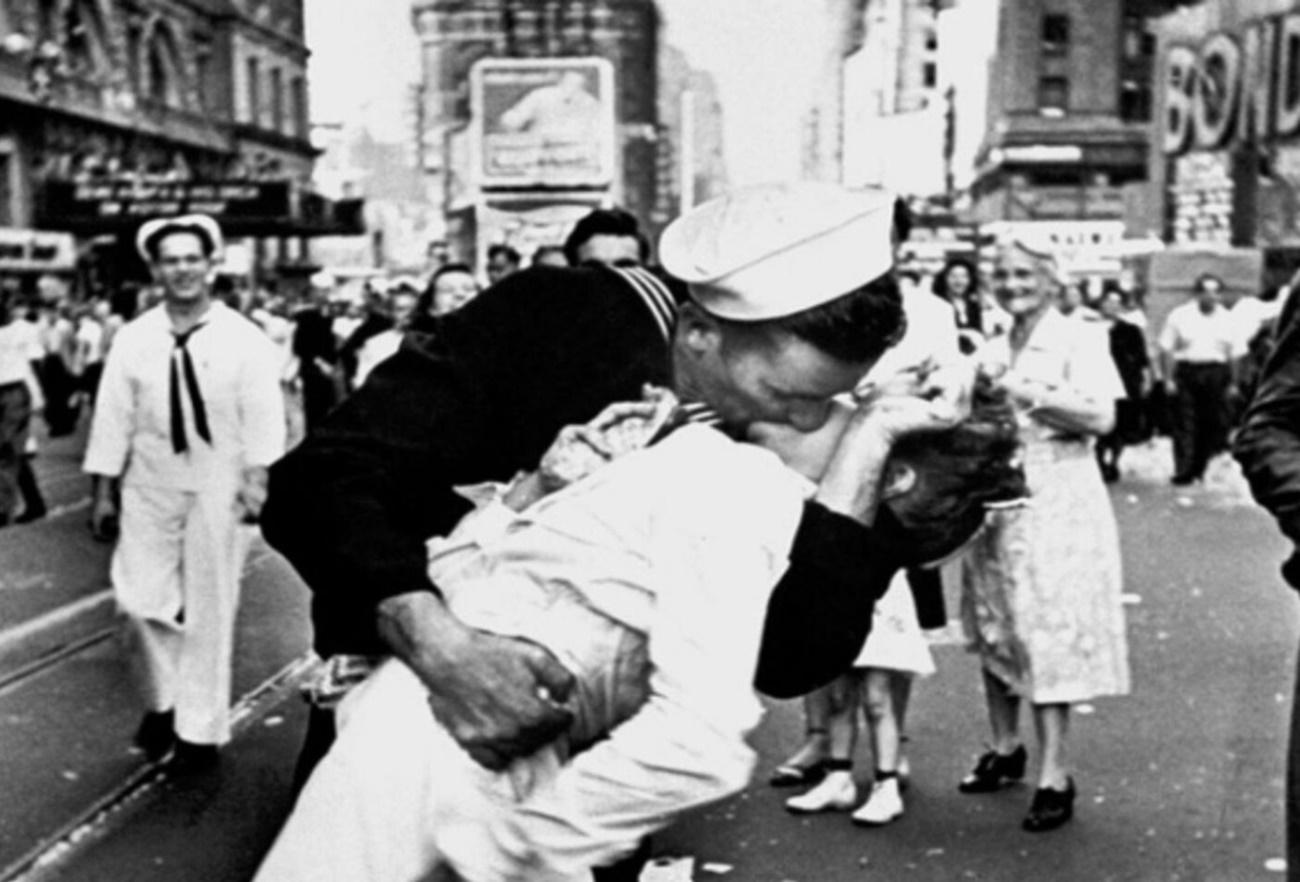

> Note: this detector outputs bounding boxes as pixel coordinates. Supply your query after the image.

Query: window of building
[194,40,211,111]
[1041,13,1070,57]
[246,56,261,125]
[1120,79,1151,122]
[0,152,12,227]
[922,61,937,88]
[1038,75,1069,114]
[290,76,307,139]
[924,28,937,51]
[143,27,184,108]
[270,67,284,132]
[62,0,108,77]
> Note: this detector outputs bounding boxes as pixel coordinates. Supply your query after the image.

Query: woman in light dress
[956,241,1131,832]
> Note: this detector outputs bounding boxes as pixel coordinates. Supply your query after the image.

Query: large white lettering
[1193,32,1241,149]
[1164,45,1197,155]
[1165,11,1300,154]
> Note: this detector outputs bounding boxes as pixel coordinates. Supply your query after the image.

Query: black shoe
[133,710,176,761]
[15,506,46,524]
[1101,464,1119,484]
[169,740,220,773]
[769,759,828,788]
[958,745,1027,793]
[1023,778,1076,832]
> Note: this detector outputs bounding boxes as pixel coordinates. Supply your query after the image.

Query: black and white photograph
[0,1,1298,881]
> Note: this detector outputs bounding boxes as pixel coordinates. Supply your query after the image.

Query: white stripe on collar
[678,400,723,428]
[612,266,676,342]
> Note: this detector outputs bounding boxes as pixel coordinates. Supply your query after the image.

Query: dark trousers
[1172,362,1232,481]
[294,704,650,880]
[0,382,32,522]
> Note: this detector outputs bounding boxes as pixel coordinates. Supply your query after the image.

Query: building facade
[410,0,660,267]
[842,0,949,196]
[969,0,1185,227]
[0,0,358,294]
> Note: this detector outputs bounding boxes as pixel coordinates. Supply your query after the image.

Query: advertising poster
[470,58,616,189]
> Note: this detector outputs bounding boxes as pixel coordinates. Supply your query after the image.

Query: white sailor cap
[658,182,896,321]
[135,214,224,264]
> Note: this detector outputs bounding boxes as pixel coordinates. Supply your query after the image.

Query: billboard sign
[470,57,616,189]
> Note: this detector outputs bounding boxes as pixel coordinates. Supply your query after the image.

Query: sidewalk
[2,537,314,882]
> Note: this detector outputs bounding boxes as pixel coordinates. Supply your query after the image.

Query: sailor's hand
[378,592,575,770]
[89,496,119,542]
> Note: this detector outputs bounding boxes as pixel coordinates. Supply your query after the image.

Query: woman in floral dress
[957,241,1131,832]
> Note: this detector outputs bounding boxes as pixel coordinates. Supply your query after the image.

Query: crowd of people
[0,182,1290,880]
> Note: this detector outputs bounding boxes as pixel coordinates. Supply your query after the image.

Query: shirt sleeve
[437,439,805,882]
[1065,322,1126,405]
[237,330,287,468]
[82,331,135,478]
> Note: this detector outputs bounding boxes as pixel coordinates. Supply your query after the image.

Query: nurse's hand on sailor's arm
[504,386,674,510]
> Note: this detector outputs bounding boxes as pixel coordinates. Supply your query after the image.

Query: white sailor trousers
[111,482,245,745]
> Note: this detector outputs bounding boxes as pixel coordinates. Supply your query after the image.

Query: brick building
[969,0,1186,231]
[410,0,660,266]
[0,0,358,295]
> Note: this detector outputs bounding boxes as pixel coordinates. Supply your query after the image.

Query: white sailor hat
[135,214,224,264]
[658,182,896,321]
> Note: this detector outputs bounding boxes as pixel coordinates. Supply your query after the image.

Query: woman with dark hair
[932,258,989,354]
[412,264,480,331]
[1095,287,1153,482]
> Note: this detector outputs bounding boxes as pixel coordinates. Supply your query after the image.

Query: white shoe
[851,777,904,826]
[785,770,857,814]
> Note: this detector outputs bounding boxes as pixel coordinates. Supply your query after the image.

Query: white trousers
[253,660,585,882]
[112,483,246,745]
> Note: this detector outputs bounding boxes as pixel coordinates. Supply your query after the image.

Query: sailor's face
[153,233,214,304]
[702,327,870,433]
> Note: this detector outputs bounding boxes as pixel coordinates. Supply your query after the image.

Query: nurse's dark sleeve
[753,501,901,699]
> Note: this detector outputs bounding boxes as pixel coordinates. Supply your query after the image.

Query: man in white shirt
[252,184,1015,882]
[0,295,45,524]
[83,214,286,769]
[1158,273,1240,485]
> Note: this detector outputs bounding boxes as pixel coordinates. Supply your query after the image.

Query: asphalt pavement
[2,432,1296,882]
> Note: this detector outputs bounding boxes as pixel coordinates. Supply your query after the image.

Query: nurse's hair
[1000,239,1068,289]
[877,377,1026,565]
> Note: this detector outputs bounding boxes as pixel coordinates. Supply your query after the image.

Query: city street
[0,429,1294,882]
